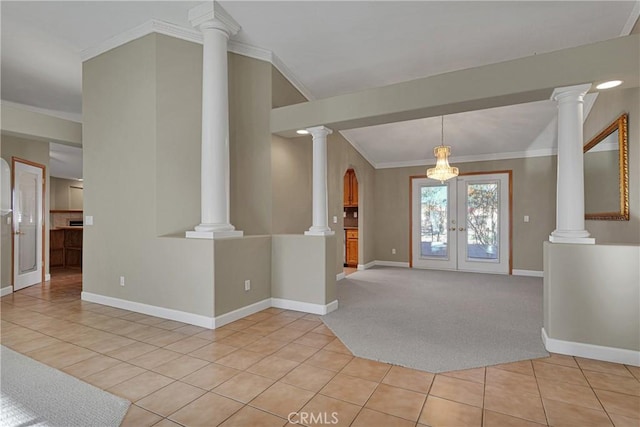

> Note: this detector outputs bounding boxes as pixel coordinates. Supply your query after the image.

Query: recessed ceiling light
[296,129,309,135]
[596,80,622,90]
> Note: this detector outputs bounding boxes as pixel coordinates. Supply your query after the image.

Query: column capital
[306,126,333,139]
[551,83,592,102]
[188,1,240,37]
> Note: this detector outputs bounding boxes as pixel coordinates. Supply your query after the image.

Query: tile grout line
[532,358,551,426]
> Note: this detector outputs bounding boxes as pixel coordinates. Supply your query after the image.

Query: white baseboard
[81,292,215,329]
[336,272,346,281]
[542,328,640,367]
[214,298,271,328]
[374,260,410,268]
[357,261,376,271]
[81,291,340,329]
[45,274,51,282]
[271,298,338,315]
[1,286,13,297]
[513,269,543,277]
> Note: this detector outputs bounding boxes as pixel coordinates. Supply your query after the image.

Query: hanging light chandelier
[426,116,459,183]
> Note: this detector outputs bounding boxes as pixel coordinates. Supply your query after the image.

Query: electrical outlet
[524,215,530,223]
[332,216,338,224]
[244,280,251,291]
[85,216,94,226]
[392,248,396,254]
[119,276,125,286]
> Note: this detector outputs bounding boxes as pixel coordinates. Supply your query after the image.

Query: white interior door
[412,173,510,274]
[13,160,44,291]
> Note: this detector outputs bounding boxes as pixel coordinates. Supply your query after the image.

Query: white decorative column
[549,83,594,244]
[305,126,334,236]
[186,2,242,239]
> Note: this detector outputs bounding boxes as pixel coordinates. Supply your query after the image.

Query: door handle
[459,227,466,231]
[449,227,457,231]
[14,231,25,235]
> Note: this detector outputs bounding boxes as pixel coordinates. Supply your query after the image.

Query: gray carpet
[1,346,130,427]
[323,267,549,373]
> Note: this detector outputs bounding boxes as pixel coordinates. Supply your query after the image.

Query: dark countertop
[344,227,358,230]
[51,227,84,230]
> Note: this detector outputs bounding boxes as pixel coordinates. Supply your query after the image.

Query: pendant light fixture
[426,116,459,183]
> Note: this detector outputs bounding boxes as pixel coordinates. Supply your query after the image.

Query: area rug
[1,346,130,427]
[323,267,549,373]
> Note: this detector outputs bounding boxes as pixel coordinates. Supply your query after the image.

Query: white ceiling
[1,1,638,170]
[49,142,83,180]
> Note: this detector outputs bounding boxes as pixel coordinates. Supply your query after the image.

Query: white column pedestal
[305,126,335,237]
[187,2,242,240]
[549,83,594,245]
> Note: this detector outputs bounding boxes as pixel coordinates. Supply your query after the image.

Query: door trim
[409,170,512,274]
[11,157,47,289]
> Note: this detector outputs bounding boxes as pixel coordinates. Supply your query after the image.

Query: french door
[13,159,45,290]
[411,172,510,274]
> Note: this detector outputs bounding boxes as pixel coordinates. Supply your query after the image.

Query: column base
[186,230,243,239]
[549,234,595,244]
[305,228,335,236]
[186,224,243,239]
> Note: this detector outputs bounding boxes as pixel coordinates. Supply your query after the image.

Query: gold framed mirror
[583,113,629,221]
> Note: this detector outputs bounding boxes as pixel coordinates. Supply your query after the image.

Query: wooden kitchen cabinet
[64,229,83,269]
[343,169,358,207]
[50,229,65,267]
[346,229,358,267]
[50,228,82,269]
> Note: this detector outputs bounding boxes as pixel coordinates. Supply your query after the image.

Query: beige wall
[583,88,639,243]
[272,235,336,305]
[544,242,639,352]
[0,134,51,287]
[271,134,312,234]
[83,34,215,317]
[155,35,202,236]
[270,65,377,273]
[374,156,557,272]
[229,54,273,235]
[327,132,376,273]
[50,177,83,210]
[271,66,313,234]
[214,236,271,316]
[272,68,307,108]
[1,104,82,146]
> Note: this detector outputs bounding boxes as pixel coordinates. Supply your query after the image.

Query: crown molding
[228,40,273,63]
[272,54,315,101]
[151,20,202,44]
[337,131,379,168]
[79,18,314,105]
[375,148,559,170]
[621,1,640,36]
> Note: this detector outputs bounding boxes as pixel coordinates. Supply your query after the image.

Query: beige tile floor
[1,269,639,427]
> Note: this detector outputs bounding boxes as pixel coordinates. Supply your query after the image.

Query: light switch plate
[332,216,338,224]
[85,215,94,226]
[524,215,529,223]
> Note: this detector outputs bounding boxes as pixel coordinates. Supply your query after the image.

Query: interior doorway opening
[343,168,359,276]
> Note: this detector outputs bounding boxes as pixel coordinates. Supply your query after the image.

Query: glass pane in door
[420,185,448,258]
[466,182,499,260]
[18,171,38,274]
